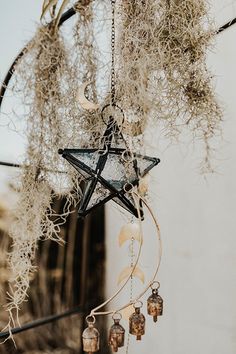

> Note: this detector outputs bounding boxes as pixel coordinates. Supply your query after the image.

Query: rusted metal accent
[129,303,145,341]
[147,289,163,322]
[82,317,100,353]
[109,314,125,352]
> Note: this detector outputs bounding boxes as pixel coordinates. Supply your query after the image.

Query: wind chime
[58,1,163,352]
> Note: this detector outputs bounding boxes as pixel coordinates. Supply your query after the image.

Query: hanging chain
[111,0,116,104]
[126,334,131,354]
[126,234,135,354]
[129,236,135,301]
[125,217,135,354]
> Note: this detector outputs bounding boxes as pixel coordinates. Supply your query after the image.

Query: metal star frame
[58,117,160,218]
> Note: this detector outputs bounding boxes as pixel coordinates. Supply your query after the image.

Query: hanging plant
[116,0,222,170]
[5,22,81,328]
[40,0,70,27]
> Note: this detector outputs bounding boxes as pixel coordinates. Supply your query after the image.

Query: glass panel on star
[101,153,137,190]
[70,151,100,171]
[135,156,156,176]
[69,161,91,179]
[87,181,112,210]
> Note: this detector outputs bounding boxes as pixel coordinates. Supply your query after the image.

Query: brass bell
[147,281,163,322]
[108,313,125,352]
[129,302,145,340]
[82,316,100,354]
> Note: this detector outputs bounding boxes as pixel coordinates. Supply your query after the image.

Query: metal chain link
[126,222,135,354]
[130,237,135,300]
[126,333,131,354]
[111,0,116,104]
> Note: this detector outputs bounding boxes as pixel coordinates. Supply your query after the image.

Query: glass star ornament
[58,117,160,218]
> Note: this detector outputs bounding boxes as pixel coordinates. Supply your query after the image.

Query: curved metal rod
[0,160,67,174]
[89,191,162,317]
[0,303,89,340]
[0,161,20,168]
[89,192,144,317]
[217,17,236,34]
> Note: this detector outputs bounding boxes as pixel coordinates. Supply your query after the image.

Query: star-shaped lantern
[58,114,160,219]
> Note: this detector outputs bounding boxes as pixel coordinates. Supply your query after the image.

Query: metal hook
[86,315,96,325]
[151,281,160,291]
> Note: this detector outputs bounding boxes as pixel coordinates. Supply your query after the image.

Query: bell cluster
[82,286,163,353]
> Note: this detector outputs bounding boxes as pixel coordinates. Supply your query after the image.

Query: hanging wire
[126,225,135,354]
[110,0,116,105]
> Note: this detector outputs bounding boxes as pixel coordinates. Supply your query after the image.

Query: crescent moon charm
[77,81,99,111]
[117,266,145,285]
[118,222,142,247]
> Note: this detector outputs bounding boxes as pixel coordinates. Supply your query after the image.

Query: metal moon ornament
[117,266,145,285]
[118,222,142,246]
[77,81,99,111]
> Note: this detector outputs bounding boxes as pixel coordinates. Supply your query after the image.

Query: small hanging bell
[108,313,125,352]
[129,302,145,340]
[147,281,163,322]
[82,316,100,354]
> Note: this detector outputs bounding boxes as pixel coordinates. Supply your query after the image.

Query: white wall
[106,2,236,354]
[0,1,41,195]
